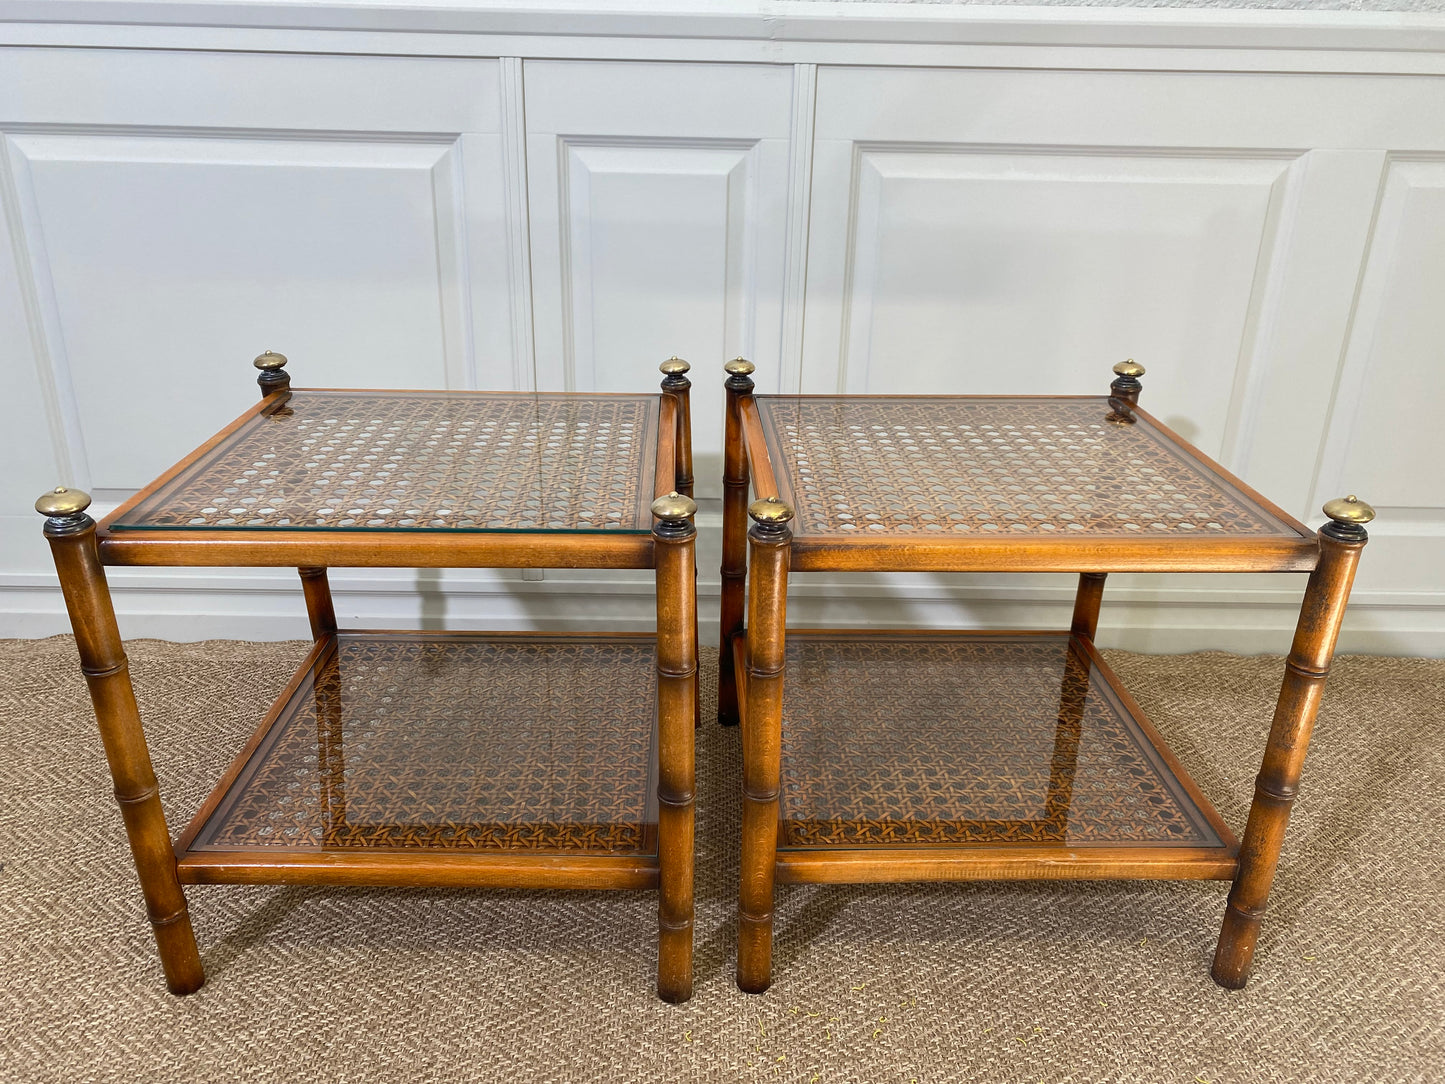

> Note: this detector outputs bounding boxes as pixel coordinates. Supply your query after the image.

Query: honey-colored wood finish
[96,531,656,569]
[736,502,790,995]
[660,359,694,499]
[718,361,755,726]
[42,359,699,1003]
[1211,518,1368,988]
[653,498,698,1002]
[39,504,205,995]
[724,363,1367,995]
[1071,572,1108,641]
[298,567,337,639]
[177,852,660,890]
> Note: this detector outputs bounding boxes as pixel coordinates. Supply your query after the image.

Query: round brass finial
[659,357,690,376]
[748,497,793,525]
[724,358,756,377]
[35,486,92,517]
[1113,359,1145,379]
[1323,494,1375,526]
[651,491,697,520]
[253,350,288,371]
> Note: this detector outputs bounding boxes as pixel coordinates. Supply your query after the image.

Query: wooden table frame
[36,356,700,1003]
[716,360,1371,995]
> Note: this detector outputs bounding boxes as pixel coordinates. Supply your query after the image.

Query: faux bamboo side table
[36,353,700,1002]
[718,358,1373,994]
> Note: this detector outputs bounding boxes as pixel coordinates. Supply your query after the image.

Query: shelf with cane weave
[732,630,1236,885]
[175,631,663,888]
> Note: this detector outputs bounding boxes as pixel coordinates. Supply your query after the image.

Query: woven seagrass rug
[1,636,1441,1083]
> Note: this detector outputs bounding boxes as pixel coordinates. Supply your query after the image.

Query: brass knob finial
[253,350,288,372]
[724,358,756,377]
[748,497,793,525]
[35,486,92,517]
[651,491,697,520]
[659,357,690,376]
[1322,494,1375,526]
[1113,359,1145,379]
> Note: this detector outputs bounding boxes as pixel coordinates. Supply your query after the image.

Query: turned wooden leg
[660,358,694,499]
[36,487,205,995]
[1212,496,1374,989]
[652,492,698,1003]
[718,359,755,726]
[298,567,337,640]
[737,496,792,994]
[1070,572,1107,642]
[660,360,699,729]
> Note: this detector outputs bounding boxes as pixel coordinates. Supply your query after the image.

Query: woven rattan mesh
[756,396,1303,540]
[777,634,1224,849]
[191,634,658,855]
[114,391,659,532]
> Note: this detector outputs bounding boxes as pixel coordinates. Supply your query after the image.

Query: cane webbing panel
[113,391,659,533]
[755,396,1305,541]
[777,633,1226,850]
[191,633,658,856]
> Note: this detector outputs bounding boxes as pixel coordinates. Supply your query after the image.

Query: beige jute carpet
[0,635,1441,1083]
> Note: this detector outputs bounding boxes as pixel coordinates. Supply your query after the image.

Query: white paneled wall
[2,2,1443,654]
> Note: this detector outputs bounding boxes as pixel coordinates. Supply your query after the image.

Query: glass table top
[777,632,1230,850]
[189,633,658,856]
[111,391,661,533]
[755,396,1309,542]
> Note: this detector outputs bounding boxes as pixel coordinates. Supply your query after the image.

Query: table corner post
[35,487,205,995]
[737,496,791,995]
[660,357,694,499]
[1212,495,1374,989]
[1070,572,1108,642]
[719,358,756,727]
[652,492,698,1003]
[298,567,338,640]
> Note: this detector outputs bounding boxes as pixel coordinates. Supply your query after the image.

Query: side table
[718,358,1373,994]
[36,353,700,1002]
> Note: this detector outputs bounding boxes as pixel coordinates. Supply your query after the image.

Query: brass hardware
[1322,495,1376,526]
[725,358,756,377]
[35,486,92,517]
[659,357,690,376]
[651,491,698,520]
[1112,359,1145,379]
[748,497,793,525]
[253,351,288,371]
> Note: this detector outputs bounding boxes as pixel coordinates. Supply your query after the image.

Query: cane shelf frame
[38,355,700,1002]
[718,360,1370,994]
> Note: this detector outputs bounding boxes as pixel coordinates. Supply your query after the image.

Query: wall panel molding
[1,15,1443,653]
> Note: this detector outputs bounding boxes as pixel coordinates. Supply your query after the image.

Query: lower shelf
[175,630,661,889]
[736,630,1239,883]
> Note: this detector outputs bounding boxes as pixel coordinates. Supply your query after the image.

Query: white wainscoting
[2,1,1443,655]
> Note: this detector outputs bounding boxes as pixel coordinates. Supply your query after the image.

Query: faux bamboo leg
[660,360,699,729]
[1212,498,1373,989]
[35,488,205,995]
[1070,572,1108,642]
[298,567,337,640]
[737,497,792,994]
[660,358,694,499]
[718,359,756,726]
[652,492,698,1003]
